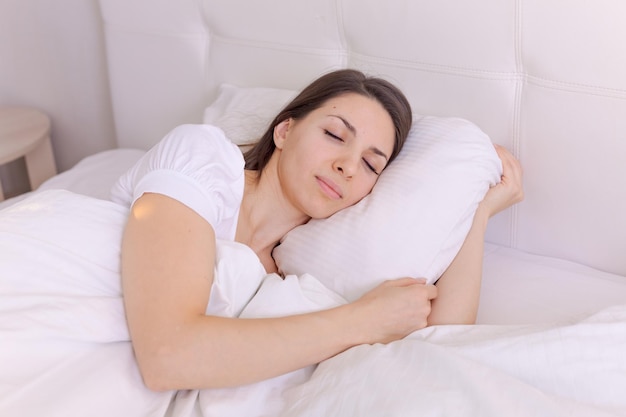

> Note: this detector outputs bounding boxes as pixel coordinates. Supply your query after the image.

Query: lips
[316,176,343,200]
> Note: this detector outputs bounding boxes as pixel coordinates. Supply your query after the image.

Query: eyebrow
[330,115,389,161]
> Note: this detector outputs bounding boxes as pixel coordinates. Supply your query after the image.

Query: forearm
[133,278,435,391]
[137,303,363,391]
[427,206,490,325]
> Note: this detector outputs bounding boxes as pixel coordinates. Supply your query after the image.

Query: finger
[494,145,514,182]
[386,277,427,287]
[502,155,523,187]
[424,284,438,300]
[496,147,523,184]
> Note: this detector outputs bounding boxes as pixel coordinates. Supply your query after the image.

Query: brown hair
[244,69,412,173]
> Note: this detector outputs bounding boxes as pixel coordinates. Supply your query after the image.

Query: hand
[479,144,524,218]
[352,278,437,345]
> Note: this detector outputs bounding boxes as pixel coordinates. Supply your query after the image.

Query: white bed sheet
[280,305,626,417]
[0,148,145,211]
[478,243,626,325]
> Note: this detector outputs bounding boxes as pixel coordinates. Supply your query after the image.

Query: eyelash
[365,160,380,175]
[325,129,343,141]
[324,130,380,175]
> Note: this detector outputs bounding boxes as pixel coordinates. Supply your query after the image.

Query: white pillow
[203,83,297,146]
[273,115,502,301]
[203,84,502,302]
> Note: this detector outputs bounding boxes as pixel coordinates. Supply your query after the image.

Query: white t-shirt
[110,124,245,240]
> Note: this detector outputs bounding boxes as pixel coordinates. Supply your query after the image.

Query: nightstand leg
[25,135,57,190]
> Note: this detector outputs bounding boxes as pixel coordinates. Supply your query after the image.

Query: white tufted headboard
[99,0,626,277]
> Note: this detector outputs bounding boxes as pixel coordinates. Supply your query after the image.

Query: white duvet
[1,190,625,417]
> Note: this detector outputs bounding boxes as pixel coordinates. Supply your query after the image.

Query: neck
[236,165,309,261]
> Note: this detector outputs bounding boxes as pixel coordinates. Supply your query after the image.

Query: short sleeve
[111,124,245,240]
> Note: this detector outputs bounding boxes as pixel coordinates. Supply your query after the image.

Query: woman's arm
[427,145,524,325]
[122,193,436,391]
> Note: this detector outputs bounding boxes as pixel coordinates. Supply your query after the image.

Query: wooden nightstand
[0,107,57,201]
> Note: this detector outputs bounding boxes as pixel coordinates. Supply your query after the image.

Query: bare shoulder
[123,192,217,291]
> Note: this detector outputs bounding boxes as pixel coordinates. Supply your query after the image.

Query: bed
[1,0,625,416]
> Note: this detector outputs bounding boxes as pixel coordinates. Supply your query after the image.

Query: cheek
[349,178,378,205]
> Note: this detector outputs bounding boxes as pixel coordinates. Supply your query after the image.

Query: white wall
[0,0,116,196]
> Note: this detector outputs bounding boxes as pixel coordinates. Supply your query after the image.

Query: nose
[333,152,358,178]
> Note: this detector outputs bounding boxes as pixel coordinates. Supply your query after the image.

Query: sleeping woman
[109,68,523,391]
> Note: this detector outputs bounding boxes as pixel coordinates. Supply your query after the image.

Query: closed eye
[324,129,343,142]
[363,159,380,175]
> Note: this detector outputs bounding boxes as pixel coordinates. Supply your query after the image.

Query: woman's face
[273,92,395,219]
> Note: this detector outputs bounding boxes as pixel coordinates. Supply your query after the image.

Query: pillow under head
[273,115,502,301]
